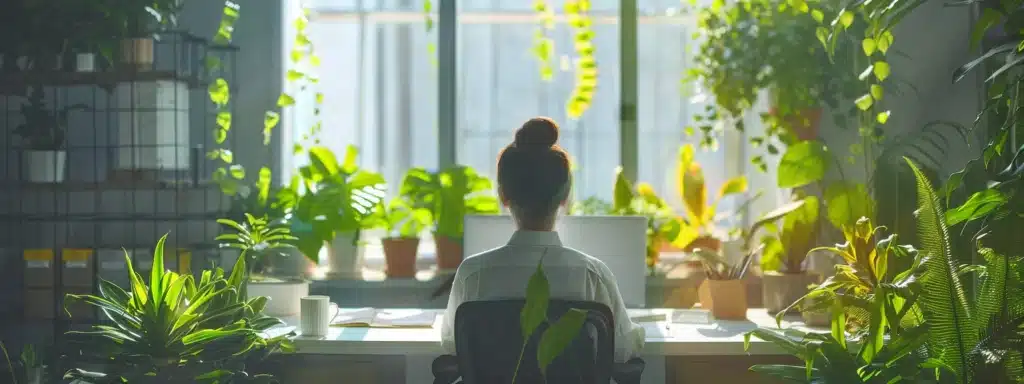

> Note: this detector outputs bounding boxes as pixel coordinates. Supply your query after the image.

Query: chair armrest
[432,354,461,384]
[611,357,645,384]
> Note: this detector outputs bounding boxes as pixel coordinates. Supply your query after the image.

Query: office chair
[432,300,645,384]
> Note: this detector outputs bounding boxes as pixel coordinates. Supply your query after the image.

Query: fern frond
[906,158,976,380]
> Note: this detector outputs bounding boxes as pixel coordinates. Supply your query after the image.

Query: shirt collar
[507,230,562,247]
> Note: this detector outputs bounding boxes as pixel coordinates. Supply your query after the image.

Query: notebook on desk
[331,308,439,328]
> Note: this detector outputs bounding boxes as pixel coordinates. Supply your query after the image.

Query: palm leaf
[906,158,975,380]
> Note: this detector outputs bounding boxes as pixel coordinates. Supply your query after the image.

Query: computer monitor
[463,214,647,308]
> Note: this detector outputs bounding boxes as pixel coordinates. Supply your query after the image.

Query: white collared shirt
[440,230,645,362]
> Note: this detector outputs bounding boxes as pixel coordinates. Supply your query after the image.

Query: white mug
[300,295,339,337]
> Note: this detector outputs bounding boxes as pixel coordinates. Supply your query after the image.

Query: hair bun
[514,117,560,149]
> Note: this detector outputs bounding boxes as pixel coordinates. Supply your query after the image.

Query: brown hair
[497,117,571,223]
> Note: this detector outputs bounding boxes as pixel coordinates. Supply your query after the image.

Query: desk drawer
[667,355,799,384]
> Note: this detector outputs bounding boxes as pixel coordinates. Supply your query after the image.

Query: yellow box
[23,249,55,288]
[62,249,95,288]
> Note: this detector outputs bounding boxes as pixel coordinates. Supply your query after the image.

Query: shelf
[0,179,220,191]
[0,213,223,222]
[0,70,205,96]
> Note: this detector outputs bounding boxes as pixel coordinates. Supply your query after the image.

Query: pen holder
[706,279,748,320]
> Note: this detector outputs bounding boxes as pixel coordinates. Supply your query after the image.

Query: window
[287,0,762,268]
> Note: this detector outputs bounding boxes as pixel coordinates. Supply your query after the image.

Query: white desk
[272,308,822,384]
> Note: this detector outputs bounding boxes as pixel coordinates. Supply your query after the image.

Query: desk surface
[276,308,822,356]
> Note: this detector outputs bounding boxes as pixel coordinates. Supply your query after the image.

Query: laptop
[463,214,647,308]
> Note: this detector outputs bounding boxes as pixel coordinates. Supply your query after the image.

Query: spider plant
[216,213,298,280]
[62,235,294,383]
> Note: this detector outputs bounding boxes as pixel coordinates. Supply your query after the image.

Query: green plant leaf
[873,61,891,81]
[870,85,884,101]
[876,111,891,124]
[824,181,874,230]
[862,38,876,56]
[537,308,588,374]
[838,10,854,28]
[855,94,874,111]
[945,189,1006,226]
[777,141,830,188]
[520,258,550,339]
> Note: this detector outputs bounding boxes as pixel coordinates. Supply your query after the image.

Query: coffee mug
[300,295,339,337]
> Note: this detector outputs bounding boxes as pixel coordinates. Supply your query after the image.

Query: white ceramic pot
[76,53,96,72]
[247,279,310,317]
[23,150,66,183]
[328,231,365,279]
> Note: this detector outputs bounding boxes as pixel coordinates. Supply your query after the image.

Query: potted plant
[367,195,433,278]
[688,0,862,147]
[293,145,386,279]
[14,86,88,183]
[114,0,181,71]
[758,194,821,313]
[672,144,749,259]
[63,235,293,383]
[693,199,807,317]
[217,213,305,317]
[402,165,500,271]
[607,168,681,273]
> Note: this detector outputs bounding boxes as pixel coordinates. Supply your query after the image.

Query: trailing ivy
[208,3,323,200]
[564,0,597,119]
[532,0,556,81]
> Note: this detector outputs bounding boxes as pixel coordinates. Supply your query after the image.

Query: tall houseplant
[292,145,386,279]
[758,194,821,314]
[402,165,500,270]
[15,86,88,183]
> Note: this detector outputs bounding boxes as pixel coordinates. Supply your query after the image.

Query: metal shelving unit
[0,31,238,370]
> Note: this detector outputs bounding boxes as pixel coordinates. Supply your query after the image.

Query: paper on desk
[332,308,437,328]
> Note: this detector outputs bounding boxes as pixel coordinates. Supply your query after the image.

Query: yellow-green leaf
[277,93,295,107]
[839,10,854,28]
[521,259,550,338]
[811,9,824,23]
[208,78,230,105]
[777,141,830,188]
[855,94,874,111]
[264,111,281,145]
[870,84,884,101]
[873,61,891,82]
[876,111,891,124]
[877,31,893,54]
[862,38,876,56]
[717,176,748,199]
[815,27,829,45]
[229,164,246,179]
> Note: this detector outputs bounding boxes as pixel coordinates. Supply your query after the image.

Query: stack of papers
[331,308,438,328]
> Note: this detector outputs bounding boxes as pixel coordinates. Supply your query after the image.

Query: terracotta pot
[434,234,463,270]
[382,237,420,278]
[762,271,820,314]
[707,279,748,320]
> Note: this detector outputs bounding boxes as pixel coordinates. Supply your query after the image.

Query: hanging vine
[207,2,321,201]
[564,0,597,119]
[532,0,556,81]
[207,1,243,196]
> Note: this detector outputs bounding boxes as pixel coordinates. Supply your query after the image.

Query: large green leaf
[778,141,830,188]
[537,308,588,374]
[520,258,550,339]
[824,181,875,230]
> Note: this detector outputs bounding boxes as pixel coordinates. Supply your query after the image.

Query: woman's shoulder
[558,246,612,275]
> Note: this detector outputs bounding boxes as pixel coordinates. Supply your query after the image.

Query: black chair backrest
[454,299,615,384]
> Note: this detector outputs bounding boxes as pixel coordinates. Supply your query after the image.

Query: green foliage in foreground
[746,160,1024,384]
[63,235,294,384]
